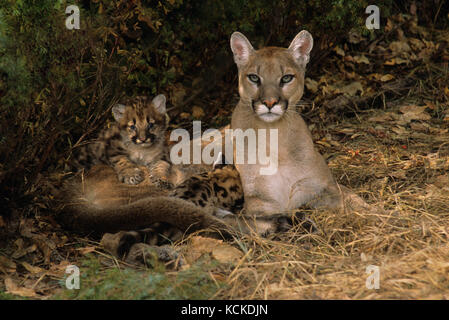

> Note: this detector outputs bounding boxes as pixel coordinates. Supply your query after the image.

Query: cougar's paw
[118,167,144,185]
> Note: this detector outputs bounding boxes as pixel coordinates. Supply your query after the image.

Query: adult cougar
[230,30,368,215]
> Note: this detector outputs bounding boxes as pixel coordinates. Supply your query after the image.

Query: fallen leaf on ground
[336,81,364,96]
[384,57,408,65]
[212,245,243,264]
[380,74,395,82]
[353,55,370,64]
[399,105,431,123]
[77,246,96,255]
[192,106,205,118]
[305,78,318,93]
[185,236,243,264]
[0,255,16,273]
[5,277,37,298]
[22,262,44,274]
[368,112,397,123]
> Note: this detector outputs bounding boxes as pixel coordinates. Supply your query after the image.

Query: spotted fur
[111,164,245,249]
[72,95,170,185]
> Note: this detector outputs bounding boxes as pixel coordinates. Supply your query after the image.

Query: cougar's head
[112,94,167,147]
[230,31,313,123]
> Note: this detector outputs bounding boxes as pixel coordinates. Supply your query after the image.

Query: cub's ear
[112,104,126,121]
[288,30,313,66]
[152,94,166,114]
[230,32,254,68]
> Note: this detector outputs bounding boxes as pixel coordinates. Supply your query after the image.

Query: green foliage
[0,291,27,300]
[55,256,223,300]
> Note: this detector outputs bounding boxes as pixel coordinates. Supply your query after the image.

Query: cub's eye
[247,74,260,84]
[280,74,294,84]
[147,123,154,130]
[129,124,136,130]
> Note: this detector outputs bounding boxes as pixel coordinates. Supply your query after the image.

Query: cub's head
[230,30,313,123]
[112,94,167,147]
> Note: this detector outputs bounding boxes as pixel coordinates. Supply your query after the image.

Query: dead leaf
[179,112,190,119]
[184,236,243,264]
[444,87,449,97]
[389,41,411,54]
[47,261,71,277]
[12,243,37,259]
[380,74,395,82]
[337,81,364,96]
[399,105,431,123]
[192,106,205,119]
[392,126,409,135]
[384,58,408,65]
[353,55,370,64]
[212,245,243,264]
[443,112,449,122]
[0,255,16,273]
[5,277,37,298]
[77,246,96,255]
[334,46,345,56]
[410,122,429,132]
[305,78,318,93]
[22,262,44,274]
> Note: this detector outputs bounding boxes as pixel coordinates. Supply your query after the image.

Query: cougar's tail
[58,195,222,234]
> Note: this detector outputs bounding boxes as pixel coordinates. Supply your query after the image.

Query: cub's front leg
[148,159,175,188]
[110,155,144,185]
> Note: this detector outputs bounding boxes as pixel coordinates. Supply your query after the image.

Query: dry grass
[200,105,449,300]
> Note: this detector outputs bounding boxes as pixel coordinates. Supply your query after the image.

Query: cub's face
[230,31,313,123]
[112,95,167,147]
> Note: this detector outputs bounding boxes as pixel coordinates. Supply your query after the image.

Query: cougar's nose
[263,97,279,109]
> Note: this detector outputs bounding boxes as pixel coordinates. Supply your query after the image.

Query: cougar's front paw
[118,167,144,185]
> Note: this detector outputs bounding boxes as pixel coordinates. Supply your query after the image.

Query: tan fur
[57,164,291,237]
[230,31,365,216]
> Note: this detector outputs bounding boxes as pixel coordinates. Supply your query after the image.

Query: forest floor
[1,13,449,300]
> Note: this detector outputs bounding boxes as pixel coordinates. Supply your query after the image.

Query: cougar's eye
[129,124,136,130]
[147,122,153,130]
[280,74,294,84]
[247,74,260,84]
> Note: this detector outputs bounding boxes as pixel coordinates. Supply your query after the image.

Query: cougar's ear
[230,32,254,68]
[112,104,127,121]
[288,30,313,66]
[152,94,166,114]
